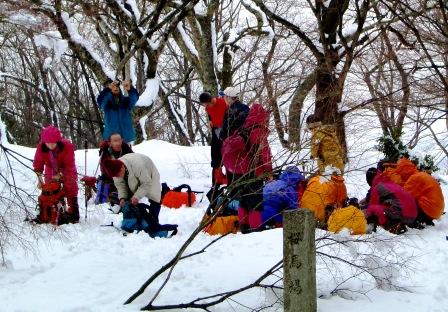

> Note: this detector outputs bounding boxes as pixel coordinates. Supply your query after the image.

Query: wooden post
[283,209,316,312]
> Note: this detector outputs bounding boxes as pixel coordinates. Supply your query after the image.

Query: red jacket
[222,103,272,176]
[245,103,272,176]
[33,139,78,197]
[206,97,227,128]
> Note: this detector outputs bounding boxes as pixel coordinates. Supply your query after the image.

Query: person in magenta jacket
[366,168,417,233]
[33,125,79,223]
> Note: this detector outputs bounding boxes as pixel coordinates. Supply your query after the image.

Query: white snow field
[0,140,447,312]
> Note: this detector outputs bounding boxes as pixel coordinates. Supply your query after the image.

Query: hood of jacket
[395,157,418,182]
[279,166,305,187]
[243,103,269,129]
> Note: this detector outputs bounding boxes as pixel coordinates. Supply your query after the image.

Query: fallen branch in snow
[140,260,283,311]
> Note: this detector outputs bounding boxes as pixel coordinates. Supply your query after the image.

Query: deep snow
[0,140,447,312]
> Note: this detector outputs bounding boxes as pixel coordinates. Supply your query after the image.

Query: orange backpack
[161,184,197,208]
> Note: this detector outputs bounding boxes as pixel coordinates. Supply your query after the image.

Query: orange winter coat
[404,172,444,220]
[300,175,347,222]
[395,158,418,184]
[383,166,402,185]
[396,157,444,219]
[327,205,367,235]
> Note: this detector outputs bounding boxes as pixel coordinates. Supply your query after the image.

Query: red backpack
[221,128,252,174]
[222,103,269,175]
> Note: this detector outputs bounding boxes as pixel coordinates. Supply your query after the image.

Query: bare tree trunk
[262,36,288,148]
[288,71,316,149]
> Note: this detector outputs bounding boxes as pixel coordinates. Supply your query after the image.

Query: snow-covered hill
[0,140,447,312]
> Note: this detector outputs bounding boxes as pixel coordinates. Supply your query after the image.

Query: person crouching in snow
[104,153,161,209]
[261,166,305,229]
[306,114,345,175]
[365,167,418,234]
[33,125,79,224]
[104,154,178,237]
[395,157,445,226]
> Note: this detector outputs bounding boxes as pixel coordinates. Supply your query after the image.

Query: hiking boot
[26,217,43,224]
[58,212,79,225]
[149,228,178,238]
[240,224,251,234]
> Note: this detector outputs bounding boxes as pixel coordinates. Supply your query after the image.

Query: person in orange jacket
[395,157,445,226]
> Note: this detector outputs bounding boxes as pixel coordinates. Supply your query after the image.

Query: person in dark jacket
[97,79,138,144]
[96,133,134,204]
[261,166,305,228]
[99,133,134,179]
[359,167,378,209]
[220,86,249,141]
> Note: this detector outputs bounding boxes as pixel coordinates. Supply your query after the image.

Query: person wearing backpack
[261,166,305,228]
[33,125,79,224]
[104,153,178,237]
[222,103,273,233]
[97,79,138,144]
[199,92,228,185]
[220,86,249,141]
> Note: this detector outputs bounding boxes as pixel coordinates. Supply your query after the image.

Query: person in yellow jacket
[306,114,345,174]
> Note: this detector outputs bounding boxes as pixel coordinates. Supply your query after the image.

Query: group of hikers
[31,79,445,237]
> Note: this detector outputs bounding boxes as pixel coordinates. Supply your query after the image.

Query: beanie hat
[41,126,62,143]
[199,92,213,103]
[366,167,378,186]
[104,159,124,177]
[223,86,240,98]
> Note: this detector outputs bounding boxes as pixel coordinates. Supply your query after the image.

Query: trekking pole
[84,140,88,221]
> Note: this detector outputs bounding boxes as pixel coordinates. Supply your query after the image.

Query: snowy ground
[0,140,447,312]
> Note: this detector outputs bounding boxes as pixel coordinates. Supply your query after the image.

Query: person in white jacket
[104,153,161,208]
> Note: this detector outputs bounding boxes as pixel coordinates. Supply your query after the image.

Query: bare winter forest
[0,0,446,167]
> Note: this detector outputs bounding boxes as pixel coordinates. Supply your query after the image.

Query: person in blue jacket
[261,166,305,228]
[97,79,138,144]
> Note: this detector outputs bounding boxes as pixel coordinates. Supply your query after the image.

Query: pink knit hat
[41,126,62,143]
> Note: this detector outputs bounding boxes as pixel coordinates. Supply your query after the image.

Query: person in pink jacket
[33,126,79,223]
[366,169,417,233]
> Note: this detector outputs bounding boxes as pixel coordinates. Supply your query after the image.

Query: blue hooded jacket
[97,87,138,143]
[262,167,305,226]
